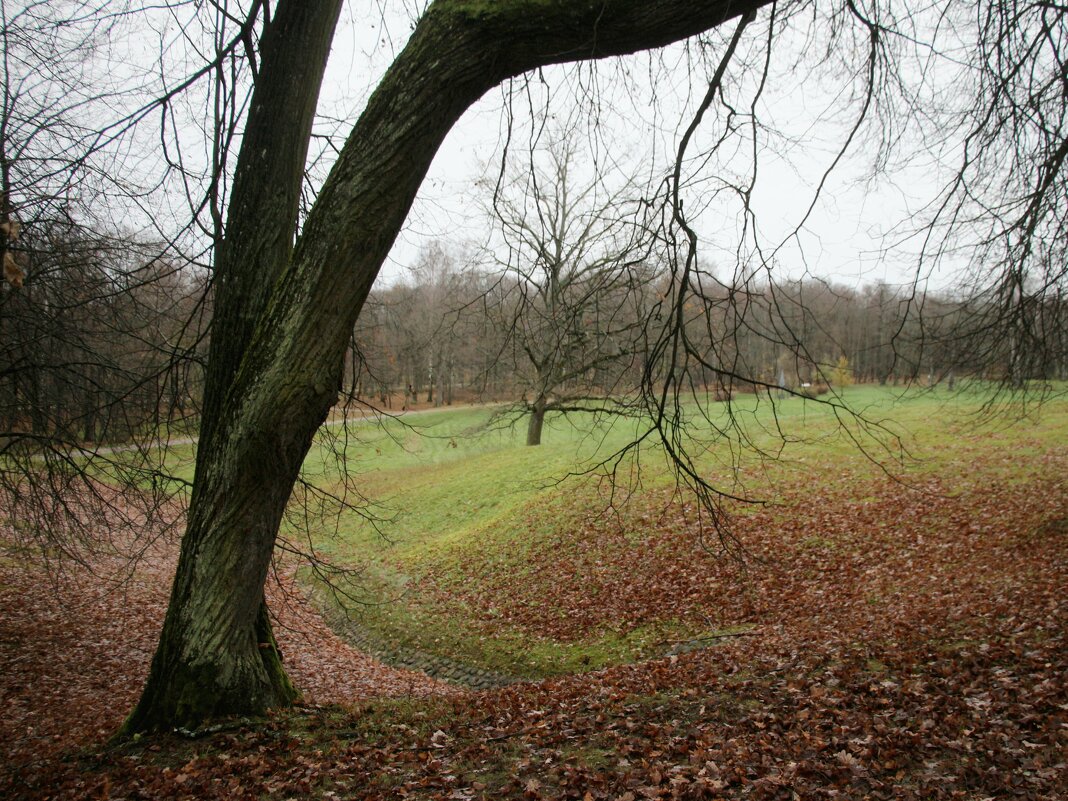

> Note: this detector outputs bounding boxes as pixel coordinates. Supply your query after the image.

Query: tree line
[4,221,1065,456]
[351,249,1068,423]
[0,223,206,449]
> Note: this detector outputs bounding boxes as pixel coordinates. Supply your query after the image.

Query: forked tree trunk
[124,0,766,733]
[121,0,344,732]
[121,386,325,729]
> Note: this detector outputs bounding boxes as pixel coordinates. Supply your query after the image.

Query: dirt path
[85,401,505,457]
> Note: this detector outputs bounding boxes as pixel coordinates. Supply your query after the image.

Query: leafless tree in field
[488,131,657,445]
[1,0,1064,733]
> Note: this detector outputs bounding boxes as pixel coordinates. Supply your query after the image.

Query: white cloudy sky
[42,0,968,293]
[308,2,960,291]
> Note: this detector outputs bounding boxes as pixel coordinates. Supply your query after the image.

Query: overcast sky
[309,2,959,292]
[21,1,969,294]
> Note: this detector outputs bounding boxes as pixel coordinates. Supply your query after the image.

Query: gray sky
[311,2,960,293]
[30,0,967,295]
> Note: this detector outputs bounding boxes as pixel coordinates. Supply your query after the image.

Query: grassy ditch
[292,384,1068,681]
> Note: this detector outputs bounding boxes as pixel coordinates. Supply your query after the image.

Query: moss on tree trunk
[124,0,768,734]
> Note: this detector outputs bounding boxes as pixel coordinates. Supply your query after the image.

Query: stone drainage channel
[312,588,753,691]
[315,595,516,691]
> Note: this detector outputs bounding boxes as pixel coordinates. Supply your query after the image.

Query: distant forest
[348,243,1067,411]
[3,223,1066,449]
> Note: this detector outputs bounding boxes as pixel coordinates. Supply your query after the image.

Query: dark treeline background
[3,228,1066,450]
[0,220,208,451]
[345,242,1068,414]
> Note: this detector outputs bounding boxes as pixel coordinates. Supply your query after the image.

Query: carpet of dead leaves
[2,443,1067,800]
[424,451,1068,649]
[0,523,460,799]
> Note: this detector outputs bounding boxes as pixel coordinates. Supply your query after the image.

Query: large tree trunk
[125,0,768,733]
[526,397,547,446]
[122,0,344,733]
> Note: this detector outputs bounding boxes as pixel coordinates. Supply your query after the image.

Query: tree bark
[526,398,547,446]
[125,0,770,733]
[122,0,343,733]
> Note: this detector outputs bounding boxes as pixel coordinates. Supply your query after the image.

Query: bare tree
[124,0,1067,731]
[916,0,1068,390]
[0,0,223,564]
[404,242,468,407]
[490,133,656,445]
[117,0,776,733]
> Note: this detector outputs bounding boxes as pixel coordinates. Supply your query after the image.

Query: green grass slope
[295,385,1068,681]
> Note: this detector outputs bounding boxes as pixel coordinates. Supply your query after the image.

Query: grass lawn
[292,383,1068,680]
